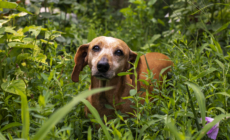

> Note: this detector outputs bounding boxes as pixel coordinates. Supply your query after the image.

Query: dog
[71,36,173,119]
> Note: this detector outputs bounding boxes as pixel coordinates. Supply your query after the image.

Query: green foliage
[0,0,230,139]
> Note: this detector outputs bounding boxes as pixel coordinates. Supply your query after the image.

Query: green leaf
[195,114,230,140]
[138,119,162,140]
[0,122,22,132]
[0,1,17,9]
[208,107,226,114]
[150,34,161,43]
[23,26,42,37]
[213,22,230,34]
[210,37,223,54]
[1,79,29,139]
[87,27,97,42]
[216,92,230,98]
[144,55,150,71]
[8,42,34,48]
[38,95,46,107]
[4,27,18,35]
[148,0,157,6]
[134,53,141,68]
[5,12,28,19]
[159,65,172,79]
[185,82,206,126]
[32,87,112,140]
[129,89,137,96]
[104,104,114,110]
[157,19,165,26]
[138,79,149,86]
[117,72,133,76]
[191,4,214,15]
[0,20,9,28]
[87,126,92,140]
[190,68,217,81]
[1,79,26,95]
[34,53,47,64]
[165,121,185,140]
[120,7,133,17]
[17,53,31,62]
[215,60,225,70]
[0,132,7,140]
[17,6,33,15]
[82,99,112,140]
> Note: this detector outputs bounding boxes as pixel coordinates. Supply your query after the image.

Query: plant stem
[186,84,200,131]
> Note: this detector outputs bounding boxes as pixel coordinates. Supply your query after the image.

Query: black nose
[97,58,110,73]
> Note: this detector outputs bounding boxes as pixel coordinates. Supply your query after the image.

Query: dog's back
[135,52,173,97]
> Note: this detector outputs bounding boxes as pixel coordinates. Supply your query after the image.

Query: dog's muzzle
[94,57,110,80]
[97,57,109,73]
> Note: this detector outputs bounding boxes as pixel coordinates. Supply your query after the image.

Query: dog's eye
[92,45,100,52]
[114,49,123,56]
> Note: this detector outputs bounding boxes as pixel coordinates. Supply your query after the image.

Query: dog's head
[71,36,137,82]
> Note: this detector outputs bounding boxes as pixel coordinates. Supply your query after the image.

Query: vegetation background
[0,0,230,139]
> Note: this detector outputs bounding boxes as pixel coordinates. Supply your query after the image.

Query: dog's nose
[97,58,110,73]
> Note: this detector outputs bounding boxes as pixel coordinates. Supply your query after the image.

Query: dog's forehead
[90,36,128,49]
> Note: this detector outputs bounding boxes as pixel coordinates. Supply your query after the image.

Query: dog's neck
[91,75,132,103]
[99,80,107,88]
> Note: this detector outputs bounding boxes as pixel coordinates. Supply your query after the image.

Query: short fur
[72,36,173,119]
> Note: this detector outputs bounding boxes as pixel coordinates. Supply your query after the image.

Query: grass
[0,0,230,139]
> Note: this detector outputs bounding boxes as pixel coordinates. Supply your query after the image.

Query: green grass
[0,0,230,139]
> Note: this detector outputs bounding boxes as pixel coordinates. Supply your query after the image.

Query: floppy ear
[128,50,141,90]
[71,44,89,82]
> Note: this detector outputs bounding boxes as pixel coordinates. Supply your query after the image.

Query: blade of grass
[185,82,206,127]
[186,84,200,131]
[32,87,112,140]
[19,90,30,139]
[87,126,92,140]
[0,122,22,132]
[82,99,112,140]
[0,132,7,140]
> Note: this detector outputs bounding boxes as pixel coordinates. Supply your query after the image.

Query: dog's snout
[97,57,110,73]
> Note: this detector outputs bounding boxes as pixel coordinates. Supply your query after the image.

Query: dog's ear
[128,50,141,90]
[71,44,89,82]
[128,50,137,69]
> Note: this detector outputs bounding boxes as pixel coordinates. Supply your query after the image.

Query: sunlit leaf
[8,42,34,48]
[1,79,29,139]
[0,1,17,9]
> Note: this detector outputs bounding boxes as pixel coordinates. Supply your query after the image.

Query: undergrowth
[0,0,230,140]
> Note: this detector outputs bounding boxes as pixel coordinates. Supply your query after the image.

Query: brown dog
[72,36,173,118]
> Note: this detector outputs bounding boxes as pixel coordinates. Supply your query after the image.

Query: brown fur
[71,36,173,119]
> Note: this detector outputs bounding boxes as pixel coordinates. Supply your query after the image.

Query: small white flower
[165,13,169,18]
[168,19,172,23]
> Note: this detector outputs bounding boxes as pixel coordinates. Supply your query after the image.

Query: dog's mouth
[93,73,110,80]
